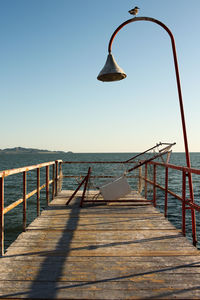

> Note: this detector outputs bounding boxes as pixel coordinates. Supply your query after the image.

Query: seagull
[128,6,140,17]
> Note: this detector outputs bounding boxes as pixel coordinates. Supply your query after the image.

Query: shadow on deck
[1,190,200,299]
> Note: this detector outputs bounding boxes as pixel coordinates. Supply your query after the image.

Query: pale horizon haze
[0,0,200,153]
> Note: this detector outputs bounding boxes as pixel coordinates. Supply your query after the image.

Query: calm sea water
[1,152,200,250]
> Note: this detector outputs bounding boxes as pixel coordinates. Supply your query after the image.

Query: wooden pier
[1,190,200,299]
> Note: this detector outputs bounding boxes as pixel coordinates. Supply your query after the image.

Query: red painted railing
[0,160,62,256]
[144,160,200,245]
[1,158,200,255]
[62,159,200,246]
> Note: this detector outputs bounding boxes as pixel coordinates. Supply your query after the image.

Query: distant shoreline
[0,147,72,155]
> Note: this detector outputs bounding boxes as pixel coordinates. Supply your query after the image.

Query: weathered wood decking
[1,190,200,299]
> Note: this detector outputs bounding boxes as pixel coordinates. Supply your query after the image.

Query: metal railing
[0,160,62,256]
[1,157,200,255]
[143,160,200,246]
[62,159,200,246]
[61,161,140,206]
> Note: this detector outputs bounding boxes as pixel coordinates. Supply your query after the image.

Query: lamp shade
[97,54,127,82]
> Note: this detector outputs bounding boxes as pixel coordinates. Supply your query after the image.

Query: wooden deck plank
[0,190,200,299]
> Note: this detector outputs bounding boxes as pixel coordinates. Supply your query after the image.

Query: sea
[1,152,200,251]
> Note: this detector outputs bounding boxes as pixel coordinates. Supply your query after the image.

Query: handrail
[62,161,128,164]
[149,160,200,175]
[0,160,63,256]
[62,159,200,174]
[0,160,62,178]
[62,159,200,246]
[143,160,200,245]
[2,158,200,255]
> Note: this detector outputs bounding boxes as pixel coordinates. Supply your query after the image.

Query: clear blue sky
[0,0,200,152]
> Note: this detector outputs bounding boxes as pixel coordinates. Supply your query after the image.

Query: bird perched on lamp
[128,6,140,17]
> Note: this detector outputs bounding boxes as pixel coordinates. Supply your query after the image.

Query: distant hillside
[0,147,68,154]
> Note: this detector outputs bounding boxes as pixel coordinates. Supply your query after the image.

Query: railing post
[182,171,186,236]
[153,164,156,207]
[80,167,91,207]
[37,168,40,216]
[0,177,4,256]
[46,166,49,205]
[55,160,58,196]
[188,172,197,245]
[23,171,27,232]
[52,164,55,200]
[145,163,148,199]
[58,162,63,193]
[138,166,142,194]
[164,167,168,217]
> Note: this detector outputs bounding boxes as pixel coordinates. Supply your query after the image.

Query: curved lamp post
[97,16,197,245]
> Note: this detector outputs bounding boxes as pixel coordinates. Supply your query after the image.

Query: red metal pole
[145,164,148,199]
[37,168,40,217]
[124,142,162,163]
[153,165,156,207]
[55,160,58,196]
[164,167,168,217]
[58,162,63,193]
[52,164,55,200]
[23,171,27,232]
[80,167,92,208]
[0,177,4,256]
[182,171,186,236]
[46,166,49,205]
[66,176,87,206]
[108,16,197,245]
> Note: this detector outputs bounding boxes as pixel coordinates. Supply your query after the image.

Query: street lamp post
[97,16,197,245]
